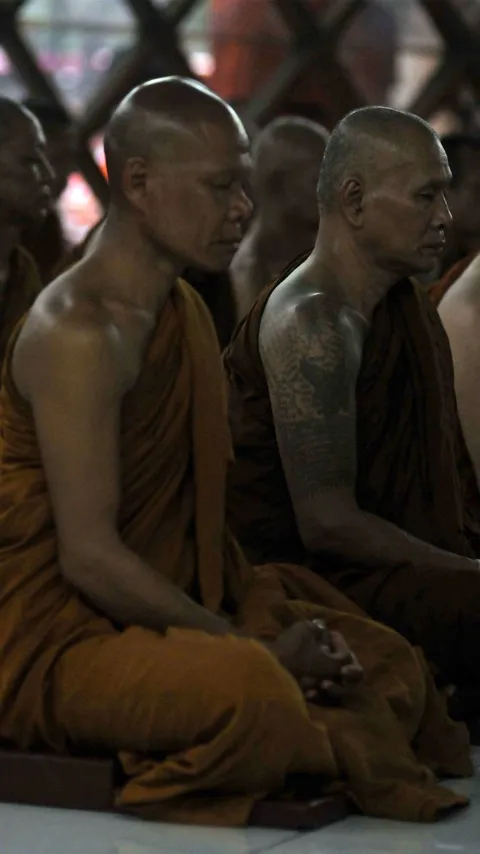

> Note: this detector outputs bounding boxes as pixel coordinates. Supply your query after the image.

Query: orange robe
[225,275,480,684]
[0,279,471,824]
[0,247,42,371]
[430,253,477,307]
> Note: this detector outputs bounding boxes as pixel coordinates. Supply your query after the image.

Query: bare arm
[260,292,479,572]
[439,297,480,489]
[12,315,234,635]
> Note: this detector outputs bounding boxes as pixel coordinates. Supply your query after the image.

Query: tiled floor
[3,749,480,854]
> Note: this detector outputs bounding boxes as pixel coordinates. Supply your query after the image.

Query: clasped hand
[271,619,364,704]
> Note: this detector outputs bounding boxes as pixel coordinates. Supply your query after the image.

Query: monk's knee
[223,639,305,732]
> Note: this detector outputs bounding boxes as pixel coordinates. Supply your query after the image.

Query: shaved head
[248,116,329,238]
[254,116,329,178]
[317,106,444,213]
[314,106,452,278]
[104,76,248,199]
[0,96,53,226]
[102,77,252,272]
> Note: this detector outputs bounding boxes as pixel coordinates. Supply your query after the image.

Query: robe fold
[224,275,480,683]
[0,247,42,370]
[0,278,471,825]
[430,253,477,307]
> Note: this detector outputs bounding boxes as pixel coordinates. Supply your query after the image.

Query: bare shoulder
[13,270,135,402]
[259,270,366,374]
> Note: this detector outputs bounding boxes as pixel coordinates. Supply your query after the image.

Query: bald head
[102,77,252,273]
[251,116,329,223]
[104,76,248,198]
[317,106,443,213]
[0,96,54,228]
[254,116,328,178]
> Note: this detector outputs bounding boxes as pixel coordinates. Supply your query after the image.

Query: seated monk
[231,116,329,321]
[224,106,480,690]
[439,253,480,488]
[0,79,471,826]
[429,136,480,306]
[0,97,54,369]
[21,99,75,285]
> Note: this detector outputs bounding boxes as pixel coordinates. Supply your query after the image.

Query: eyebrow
[418,175,452,191]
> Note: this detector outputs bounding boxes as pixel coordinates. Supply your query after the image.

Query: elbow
[60,548,98,592]
[59,544,115,598]
[297,513,356,556]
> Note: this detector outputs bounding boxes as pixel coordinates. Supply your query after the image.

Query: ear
[122,156,148,211]
[340,176,364,228]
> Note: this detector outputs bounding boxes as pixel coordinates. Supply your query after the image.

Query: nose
[434,192,453,231]
[41,152,56,185]
[228,186,254,224]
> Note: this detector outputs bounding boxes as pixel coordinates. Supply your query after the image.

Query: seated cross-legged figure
[225,106,480,692]
[0,83,471,826]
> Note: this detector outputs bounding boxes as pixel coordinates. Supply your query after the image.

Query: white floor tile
[1,804,298,854]
[2,750,480,854]
[264,750,480,854]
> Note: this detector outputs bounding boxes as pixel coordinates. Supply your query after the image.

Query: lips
[422,242,445,253]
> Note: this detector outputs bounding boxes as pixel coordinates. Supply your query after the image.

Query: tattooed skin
[260,291,367,501]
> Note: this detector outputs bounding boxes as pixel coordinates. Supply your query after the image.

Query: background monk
[439,253,480,488]
[225,107,480,690]
[231,116,329,320]
[21,98,75,285]
[0,97,54,368]
[0,80,470,826]
[429,135,480,306]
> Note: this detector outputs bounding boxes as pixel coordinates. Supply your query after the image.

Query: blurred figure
[0,97,53,367]
[231,116,328,319]
[430,135,480,305]
[22,99,75,284]
[209,0,398,125]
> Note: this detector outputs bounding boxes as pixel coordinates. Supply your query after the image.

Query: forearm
[64,545,234,636]
[310,508,479,573]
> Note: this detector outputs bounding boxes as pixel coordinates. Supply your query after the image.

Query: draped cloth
[224,275,480,682]
[0,247,42,371]
[430,253,477,307]
[0,279,471,824]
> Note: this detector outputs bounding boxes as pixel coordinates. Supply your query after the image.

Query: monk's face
[141,116,253,272]
[0,110,54,227]
[357,135,453,277]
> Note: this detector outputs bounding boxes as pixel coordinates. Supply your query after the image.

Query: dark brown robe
[224,274,480,684]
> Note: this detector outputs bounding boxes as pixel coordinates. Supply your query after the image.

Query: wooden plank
[249,793,350,830]
[0,749,115,812]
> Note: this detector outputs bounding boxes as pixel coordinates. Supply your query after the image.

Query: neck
[91,209,183,315]
[306,218,401,320]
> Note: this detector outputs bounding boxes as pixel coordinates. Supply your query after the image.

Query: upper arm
[13,317,126,571]
[440,300,480,480]
[259,294,361,535]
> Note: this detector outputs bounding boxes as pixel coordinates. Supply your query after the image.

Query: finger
[320,680,346,703]
[320,645,354,667]
[308,620,332,647]
[329,631,354,657]
[304,689,320,702]
[341,664,364,684]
